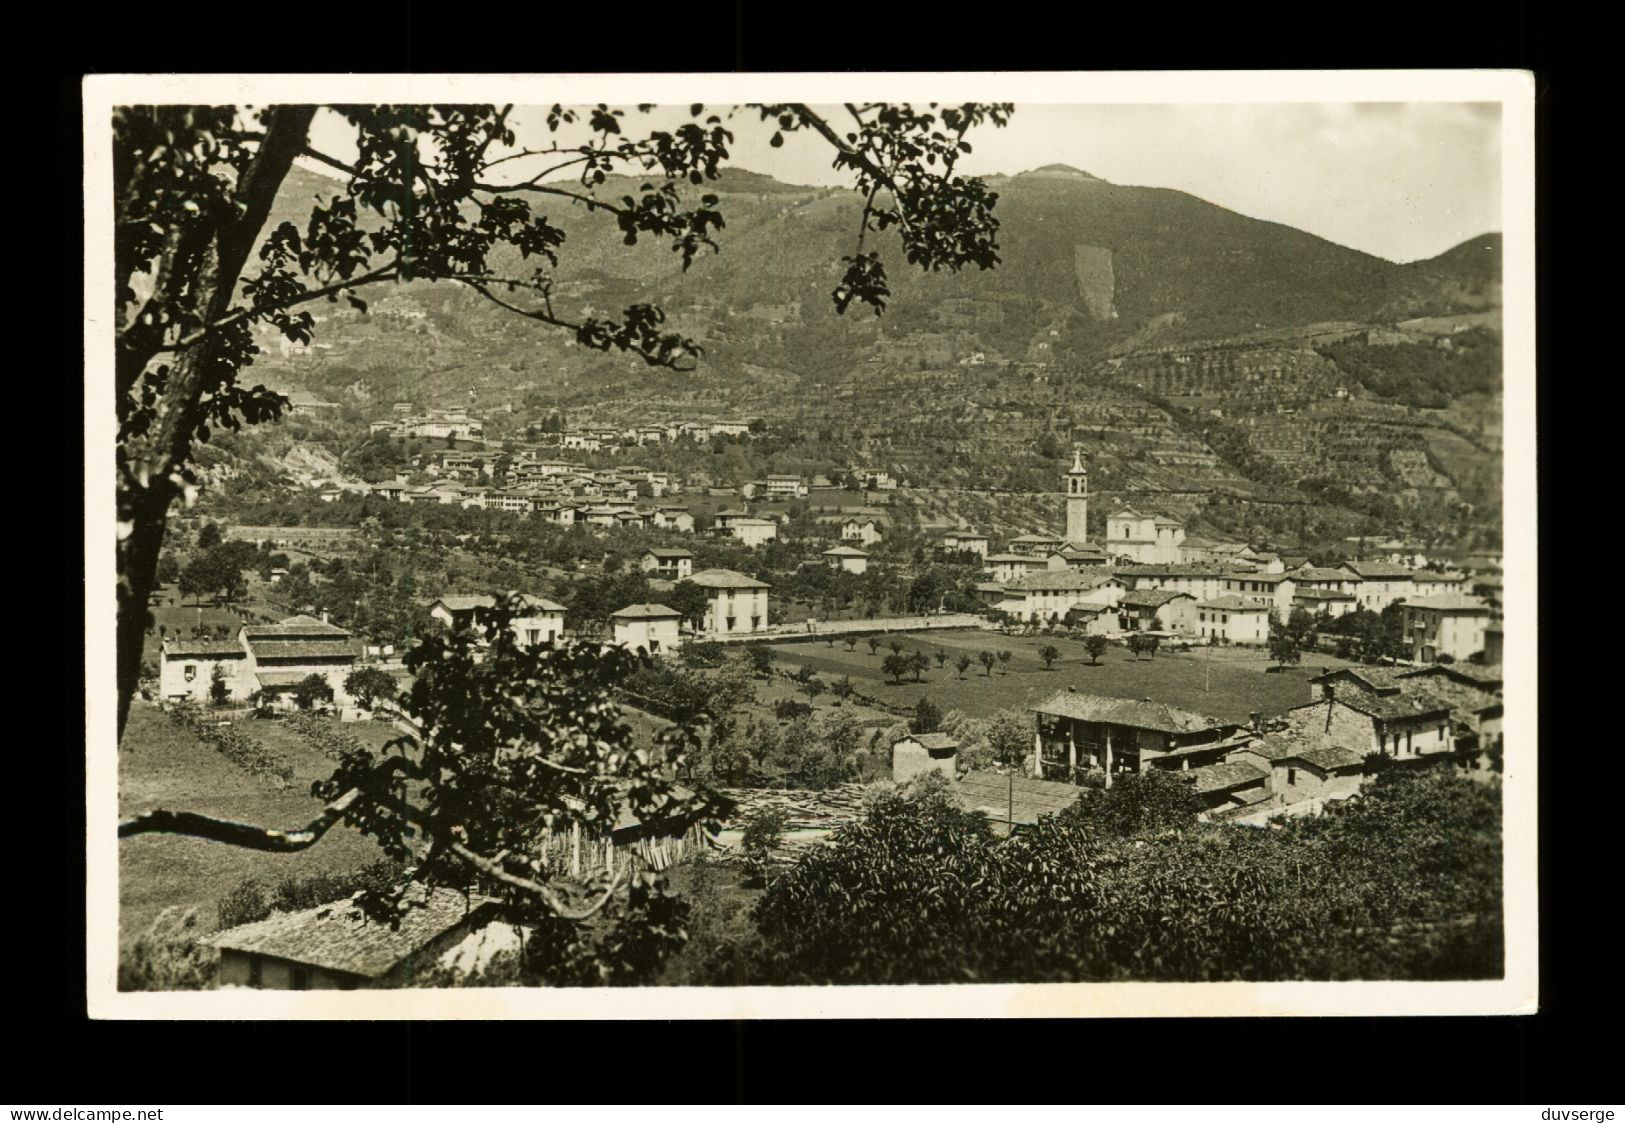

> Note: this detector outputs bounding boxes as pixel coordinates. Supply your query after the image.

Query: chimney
[321,610,330,624]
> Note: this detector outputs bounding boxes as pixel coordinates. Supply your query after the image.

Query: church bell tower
[1065,447,1089,545]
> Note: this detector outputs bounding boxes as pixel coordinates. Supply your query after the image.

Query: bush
[774,698,813,722]
[119,907,217,992]
[217,878,272,930]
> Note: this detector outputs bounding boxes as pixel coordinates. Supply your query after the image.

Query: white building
[822,546,869,575]
[842,518,883,546]
[1105,508,1186,565]
[689,569,771,635]
[610,604,684,655]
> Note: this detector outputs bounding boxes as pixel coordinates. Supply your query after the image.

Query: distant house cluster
[952,450,1500,659]
[371,405,485,441]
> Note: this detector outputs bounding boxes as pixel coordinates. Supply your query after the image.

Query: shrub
[217,878,272,930]
[119,907,216,992]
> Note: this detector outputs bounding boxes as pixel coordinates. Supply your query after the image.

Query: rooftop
[207,888,497,980]
[1119,589,1194,608]
[1197,595,1269,611]
[1404,594,1491,613]
[953,770,1080,827]
[902,732,959,751]
[1033,690,1231,735]
[611,603,683,620]
[689,568,771,590]
[1345,561,1416,579]
[822,546,869,557]
[1005,570,1119,592]
[1188,761,1269,794]
[162,639,246,658]
[241,614,349,638]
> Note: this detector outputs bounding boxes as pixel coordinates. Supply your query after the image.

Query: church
[1061,447,1185,565]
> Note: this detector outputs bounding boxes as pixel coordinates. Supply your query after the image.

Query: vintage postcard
[84,70,1537,1018]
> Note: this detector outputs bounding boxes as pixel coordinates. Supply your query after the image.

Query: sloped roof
[248,640,359,661]
[1188,761,1269,794]
[643,548,694,559]
[1197,595,1268,611]
[986,553,1047,564]
[1006,570,1119,592]
[1033,690,1229,734]
[1404,594,1490,612]
[689,568,770,589]
[208,888,496,979]
[255,670,317,688]
[163,639,247,658]
[242,615,349,638]
[1397,663,1503,692]
[1120,588,1194,608]
[822,546,869,557]
[953,770,1080,826]
[433,593,566,614]
[611,603,682,619]
[901,732,959,751]
[1290,745,1367,772]
[1310,666,1407,694]
[1345,561,1416,579]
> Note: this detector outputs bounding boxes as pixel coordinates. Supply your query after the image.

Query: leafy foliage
[740,766,1502,984]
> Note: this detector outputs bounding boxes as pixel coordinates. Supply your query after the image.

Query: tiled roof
[1345,561,1416,579]
[163,639,246,658]
[248,640,360,661]
[1297,691,1451,722]
[1294,588,1356,600]
[1291,745,1367,772]
[1119,589,1194,608]
[1113,564,1225,578]
[1397,664,1503,692]
[1033,690,1229,734]
[1197,595,1268,611]
[1310,666,1407,694]
[1403,594,1490,612]
[1006,570,1118,591]
[689,568,770,589]
[611,603,682,619]
[643,548,694,559]
[1188,761,1269,793]
[1223,571,1291,585]
[207,888,497,979]
[255,670,316,688]
[986,553,1046,563]
[904,732,959,751]
[242,614,349,637]
[822,546,869,557]
[953,770,1080,826]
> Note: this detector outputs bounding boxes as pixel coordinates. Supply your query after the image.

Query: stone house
[1117,588,1196,634]
[1031,689,1249,784]
[891,732,961,784]
[822,546,870,575]
[209,889,514,990]
[639,548,694,581]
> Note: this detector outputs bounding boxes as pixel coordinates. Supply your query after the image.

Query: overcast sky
[303,101,1502,264]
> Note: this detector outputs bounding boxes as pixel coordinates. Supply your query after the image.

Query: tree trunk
[115,106,316,740]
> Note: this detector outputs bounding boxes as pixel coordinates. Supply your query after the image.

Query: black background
[32,0,1579,1103]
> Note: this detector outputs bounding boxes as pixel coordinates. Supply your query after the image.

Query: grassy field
[765,631,1327,724]
[118,705,389,947]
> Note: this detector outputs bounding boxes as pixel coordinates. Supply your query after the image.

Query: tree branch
[448,840,625,921]
[119,787,367,852]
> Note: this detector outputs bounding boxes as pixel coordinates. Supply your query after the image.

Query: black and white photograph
[84,71,1536,1018]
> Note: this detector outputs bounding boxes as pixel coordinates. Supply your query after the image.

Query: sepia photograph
[83,71,1537,1019]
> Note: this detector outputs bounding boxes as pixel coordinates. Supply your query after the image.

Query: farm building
[891,732,961,784]
[210,889,514,991]
[1031,689,1249,785]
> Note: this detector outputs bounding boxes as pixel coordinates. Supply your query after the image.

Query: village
[129,434,1506,990]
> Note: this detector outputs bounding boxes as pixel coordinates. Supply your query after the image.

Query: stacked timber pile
[721,784,871,832]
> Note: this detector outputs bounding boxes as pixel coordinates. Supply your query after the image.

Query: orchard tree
[291,673,334,712]
[910,697,943,735]
[882,653,909,685]
[997,650,1013,674]
[113,100,1012,738]
[979,650,996,677]
[343,665,399,710]
[1084,634,1109,665]
[955,653,972,679]
[1038,644,1060,671]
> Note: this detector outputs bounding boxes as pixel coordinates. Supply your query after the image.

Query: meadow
[765,630,1326,724]
[117,705,393,947]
